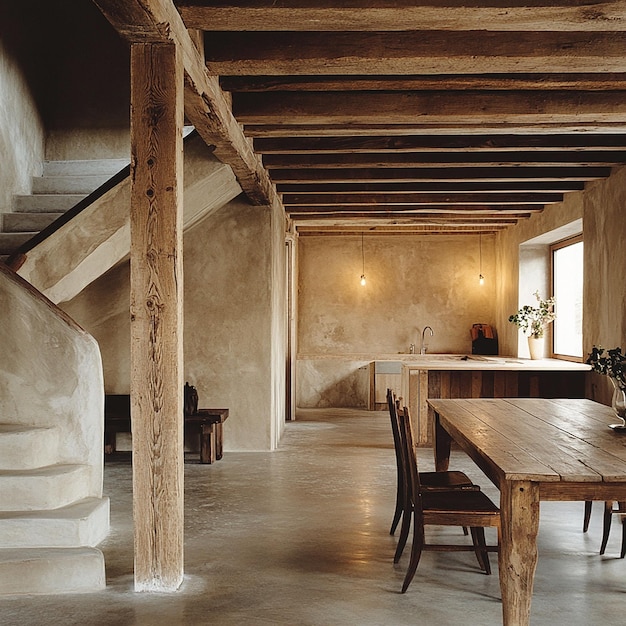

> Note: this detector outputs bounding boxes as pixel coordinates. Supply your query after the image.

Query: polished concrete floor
[3,408,626,625]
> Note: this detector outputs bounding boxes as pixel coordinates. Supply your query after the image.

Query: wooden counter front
[402,364,587,445]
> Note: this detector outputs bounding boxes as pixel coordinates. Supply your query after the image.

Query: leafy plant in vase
[586,346,626,430]
[508,291,556,360]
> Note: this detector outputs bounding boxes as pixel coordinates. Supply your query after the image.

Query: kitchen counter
[399,354,589,371]
[296,354,588,412]
[299,353,588,370]
[398,357,589,445]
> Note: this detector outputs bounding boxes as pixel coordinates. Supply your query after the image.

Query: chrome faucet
[420,326,434,354]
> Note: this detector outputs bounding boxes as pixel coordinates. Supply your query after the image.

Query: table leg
[200,424,216,464]
[433,411,451,471]
[498,480,540,626]
[215,422,223,460]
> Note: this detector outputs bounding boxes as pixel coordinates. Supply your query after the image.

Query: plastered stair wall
[0,159,127,262]
[0,423,109,594]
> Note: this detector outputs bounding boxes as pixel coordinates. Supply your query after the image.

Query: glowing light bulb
[360,274,366,286]
[479,274,485,286]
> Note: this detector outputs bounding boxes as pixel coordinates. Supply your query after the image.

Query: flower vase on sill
[508,291,556,360]
[527,335,545,360]
[587,346,626,430]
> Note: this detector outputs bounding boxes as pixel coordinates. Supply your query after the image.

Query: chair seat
[422,489,501,523]
[420,470,478,491]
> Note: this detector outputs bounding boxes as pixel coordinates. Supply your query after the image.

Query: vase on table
[527,335,544,360]
[609,377,626,430]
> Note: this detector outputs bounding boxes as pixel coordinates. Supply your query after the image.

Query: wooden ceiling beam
[176,2,626,32]
[278,181,583,193]
[268,167,613,181]
[222,74,626,93]
[286,204,542,214]
[295,217,522,227]
[204,32,626,75]
[295,227,509,236]
[263,152,621,167]
[254,134,626,153]
[283,192,560,205]
[234,91,626,125]
[245,122,626,137]
[93,0,277,205]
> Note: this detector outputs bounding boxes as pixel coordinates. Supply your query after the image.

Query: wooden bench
[104,394,229,464]
[184,409,229,464]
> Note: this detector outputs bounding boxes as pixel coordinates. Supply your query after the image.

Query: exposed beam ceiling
[108,0,626,235]
[93,0,278,206]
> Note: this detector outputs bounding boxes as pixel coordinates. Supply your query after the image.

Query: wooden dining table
[428,397,626,626]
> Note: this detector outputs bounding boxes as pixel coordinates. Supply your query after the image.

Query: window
[551,235,583,360]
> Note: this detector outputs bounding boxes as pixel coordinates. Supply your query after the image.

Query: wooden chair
[600,502,626,557]
[386,389,477,536]
[395,406,500,593]
[583,500,626,557]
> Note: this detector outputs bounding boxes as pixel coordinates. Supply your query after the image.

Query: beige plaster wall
[298,234,497,356]
[583,166,626,349]
[581,167,626,404]
[495,165,626,403]
[269,201,287,447]
[45,128,130,162]
[184,196,284,451]
[495,194,584,357]
[62,195,285,452]
[0,38,44,213]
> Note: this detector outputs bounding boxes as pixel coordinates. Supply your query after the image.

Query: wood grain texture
[498,480,540,626]
[178,1,626,32]
[409,370,585,445]
[234,91,626,124]
[430,398,626,625]
[94,0,277,205]
[206,31,626,75]
[130,42,185,592]
[92,1,626,234]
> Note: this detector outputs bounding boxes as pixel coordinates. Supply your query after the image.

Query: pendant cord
[361,233,365,275]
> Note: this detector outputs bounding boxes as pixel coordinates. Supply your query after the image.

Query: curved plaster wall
[0,266,104,495]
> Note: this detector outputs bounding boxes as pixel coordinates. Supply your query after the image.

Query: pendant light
[360,232,366,286]
[478,232,485,285]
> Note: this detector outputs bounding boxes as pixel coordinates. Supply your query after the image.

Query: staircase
[0,423,109,594]
[0,159,128,263]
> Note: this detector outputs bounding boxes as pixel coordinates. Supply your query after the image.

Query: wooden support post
[130,42,185,592]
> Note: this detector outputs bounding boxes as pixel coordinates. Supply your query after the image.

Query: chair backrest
[184,381,199,415]
[387,389,404,473]
[399,406,424,515]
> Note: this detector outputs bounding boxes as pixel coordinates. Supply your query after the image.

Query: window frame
[550,233,584,362]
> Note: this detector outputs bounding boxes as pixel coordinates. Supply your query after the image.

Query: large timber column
[130,42,185,592]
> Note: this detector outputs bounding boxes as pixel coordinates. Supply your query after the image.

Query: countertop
[400,354,589,371]
[298,353,589,372]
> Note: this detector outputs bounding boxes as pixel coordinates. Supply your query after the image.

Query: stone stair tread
[0,463,92,511]
[0,232,38,255]
[0,424,54,434]
[13,194,86,213]
[0,424,60,471]
[0,547,106,595]
[32,175,111,195]
[0,496,105,521]
[0,463,87,478]
[2,212,64,233]
[0,497,110,549]
[43,159,128,177]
